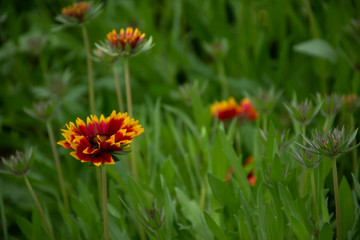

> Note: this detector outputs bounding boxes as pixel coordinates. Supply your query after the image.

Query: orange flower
[225,156,257,186]
[61,2,89,21]
[210,97,241,121]
[57,110,144,166]
[239,98,258,120]
[107,27,146,52]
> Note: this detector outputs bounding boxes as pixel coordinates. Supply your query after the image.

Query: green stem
[350,115,358,178]
[112,64,124,113]
[331,157,341,240]
[199,178,207,210]
[24,176,55,240]
[310,169,319,232]
[81,26,95,115]
[46,121,69,212]
[216,61,228,98]
[101,165,109,240]
[0,192,8,240]
[81,26,102,204]
[300,124,307,197]
[123,58,138,181]
[262,114,268,133]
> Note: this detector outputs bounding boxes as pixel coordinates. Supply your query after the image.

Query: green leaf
[127,175,151,209]
[175,188,213,240]
[339,177,354,239]
[319,223,332,240]
[289,216,311,240]
[235,210,252,240]
[207,173,235,209]
[293,38,337,63]
[15,214,33,239]
[270,154,283,183]
[204,212,228,240]
[217,129,251,200]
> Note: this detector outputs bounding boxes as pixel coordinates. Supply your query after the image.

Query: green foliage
[1,0,360,239]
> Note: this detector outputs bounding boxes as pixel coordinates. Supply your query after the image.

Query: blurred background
[1,0,360,238]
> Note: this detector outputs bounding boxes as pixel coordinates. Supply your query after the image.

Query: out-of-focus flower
[284,98,322,126]
[342,93,360,113]
[93,47,118,64]
[95,27,153,58]
[211,97,241,121]
[211,97,258,121]
[316,93,343,117]
[24,100,56,122]
[203,38,228,61]
[249,87,282,116]
[57,110,144,166]
[291,145,322,168]
[54,1,102,29]
[0,149,33,177]
[238,98,258,120]
[259,128,294,154]
[225,156,256,186]
[298,126,359,159]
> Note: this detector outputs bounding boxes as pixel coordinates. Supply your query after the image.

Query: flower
[210,97,258,121]
[299,126,359,159]
[238,98,258,120]
[57,110,144,166]
[211,97,241,121]
[0,148,34,177]
[284,98,321,126]
[95,27,153,58]
[61,2,89,21]
[342,93,360,113]
[225,156,256,186]
[54,1,102,29]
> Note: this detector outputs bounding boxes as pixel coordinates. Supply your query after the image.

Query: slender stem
[300,124,307,196]
[24,176,55,240]
[81,26,95,115]
[0,192,8,240]
[112,65,124,113]
[310,169,319,231]
[350,115,358,178]
[262,114,268,133]
[331,157,341,240]
[101,165,109,240]
[81,26,102,204]
[46,121,69,211]
[199,178,207,210]
[216,61,228,98]
[123,58,138,181]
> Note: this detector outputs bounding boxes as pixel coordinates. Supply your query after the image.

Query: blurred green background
[1,0,360,238]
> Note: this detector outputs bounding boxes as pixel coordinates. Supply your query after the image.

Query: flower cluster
[61,2,89,21]
[55,1,102,28]
[95,27,153,58]
[210,97,258,121]
[58,110,144,166]
[1,149,33,177]
[225,156,256,186]
[299,126,359,159]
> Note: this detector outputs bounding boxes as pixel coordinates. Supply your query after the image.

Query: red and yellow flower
[225,156,257,186]
[211,97,258,121]
[61,2,89,21]
[210,97,241,121]
[238,98,258,120]
[107,27,146,52]
[58,110,144,166]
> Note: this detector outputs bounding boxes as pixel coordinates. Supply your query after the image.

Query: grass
[1,0,360,239]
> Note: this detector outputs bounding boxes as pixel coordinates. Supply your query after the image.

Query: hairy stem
[113,64,124,112]
[24,176,55,240]
[331,157,341,240]
[123,58,138,181]
[101,165,109,240]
